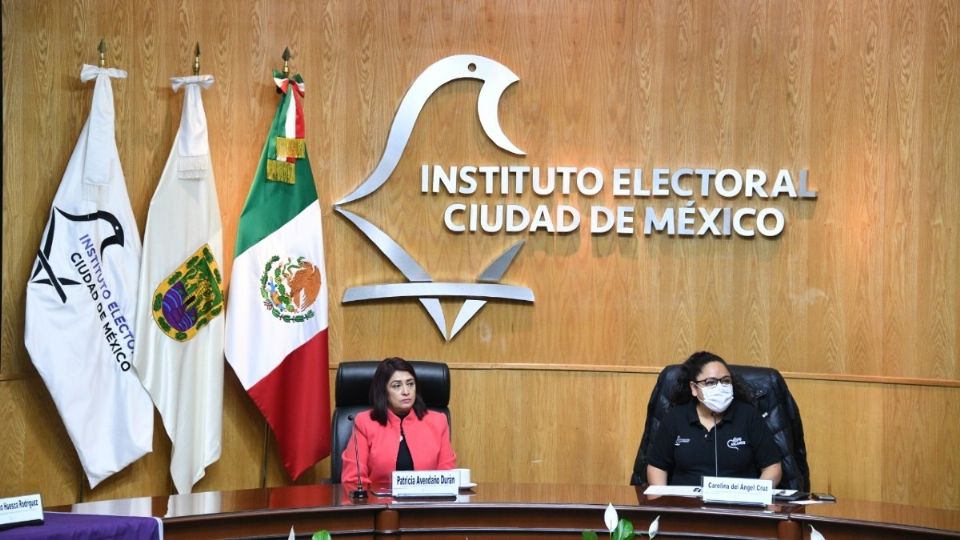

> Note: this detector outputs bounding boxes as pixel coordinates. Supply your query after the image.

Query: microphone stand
[347,414,368,500]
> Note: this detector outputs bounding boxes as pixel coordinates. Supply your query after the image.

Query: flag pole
[193,42,201,75]
[261,48,292,481]
[97,38,106,67]
[277,47,292,94]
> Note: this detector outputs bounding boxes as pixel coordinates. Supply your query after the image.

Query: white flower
[604,503,619,532]
[648,515,660,538]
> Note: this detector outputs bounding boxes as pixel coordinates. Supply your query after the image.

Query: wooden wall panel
[2,0,958,511]
[790,379,886,503]
[449,369,652,486]
[0,378,81,505]
[790,379,960,510]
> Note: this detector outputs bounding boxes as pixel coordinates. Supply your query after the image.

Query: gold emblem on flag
[152,244,224,341]
[266,159,296,184]
[275,137,305,159]
[267,137,305,183]
[259,255,321,323]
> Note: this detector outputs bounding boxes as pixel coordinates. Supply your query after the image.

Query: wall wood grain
[2,0,957,510]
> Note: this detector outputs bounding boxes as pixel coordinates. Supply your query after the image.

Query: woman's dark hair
[670,351,752,405]
[369,357,428,425]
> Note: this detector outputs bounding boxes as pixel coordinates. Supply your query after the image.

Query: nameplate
[0,493,43,529]
[700,476,772,506]
[391,470,459,497]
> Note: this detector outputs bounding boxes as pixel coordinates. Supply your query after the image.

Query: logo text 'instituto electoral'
[335,54,816,341]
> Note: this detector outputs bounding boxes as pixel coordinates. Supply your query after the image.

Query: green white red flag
[225,70,330,479]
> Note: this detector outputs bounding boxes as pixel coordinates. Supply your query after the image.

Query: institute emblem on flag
[152,243,223,341]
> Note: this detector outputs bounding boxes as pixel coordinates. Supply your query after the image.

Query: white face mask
[699,383,733,414]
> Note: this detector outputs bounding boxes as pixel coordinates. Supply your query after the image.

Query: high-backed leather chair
[330,360,451,482]
[630,364,810,491]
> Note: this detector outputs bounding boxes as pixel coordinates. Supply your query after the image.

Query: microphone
[712,412,719,477]
[347,414,368,500]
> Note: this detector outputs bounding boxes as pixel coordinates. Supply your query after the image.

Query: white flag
[132,74,224,493]
[25,64,153,488]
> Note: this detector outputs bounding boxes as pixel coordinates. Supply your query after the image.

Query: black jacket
[631,364,810,491]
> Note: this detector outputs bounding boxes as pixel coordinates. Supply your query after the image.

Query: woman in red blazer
[341,357,457,486]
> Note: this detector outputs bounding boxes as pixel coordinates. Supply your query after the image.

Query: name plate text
[701,476,773,506]
[0,493,43,528]
[392,471,459,497]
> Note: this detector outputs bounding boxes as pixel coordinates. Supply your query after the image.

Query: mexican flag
[225,70,330,479]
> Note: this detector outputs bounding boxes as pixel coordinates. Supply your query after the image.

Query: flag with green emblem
[225,68,331,479]
[132,72,224,494]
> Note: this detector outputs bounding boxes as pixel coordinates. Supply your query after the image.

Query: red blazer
[340,408,457,486]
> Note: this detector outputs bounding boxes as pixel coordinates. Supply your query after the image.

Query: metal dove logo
[334,54,534,341]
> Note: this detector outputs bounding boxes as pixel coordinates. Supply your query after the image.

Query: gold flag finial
[193,42,201,75]
[282,47,291,77]
[98,38,106,68]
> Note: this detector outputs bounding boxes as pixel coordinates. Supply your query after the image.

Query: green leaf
[581,531,599,540]
[612,518,634,540]
[311,531,332,540]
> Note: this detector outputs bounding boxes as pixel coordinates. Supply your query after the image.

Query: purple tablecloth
[0,512,161,539]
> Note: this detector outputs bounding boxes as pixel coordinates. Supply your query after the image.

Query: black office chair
[329,360,452,482]
[630,364,810,491]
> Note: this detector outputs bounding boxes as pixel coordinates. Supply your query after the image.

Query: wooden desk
[789,498,960,539]
[58,484,959,540]
[382,483,796,539]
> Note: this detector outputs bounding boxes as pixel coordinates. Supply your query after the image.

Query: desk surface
[58,483,959,540]
[790,498,960,539]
